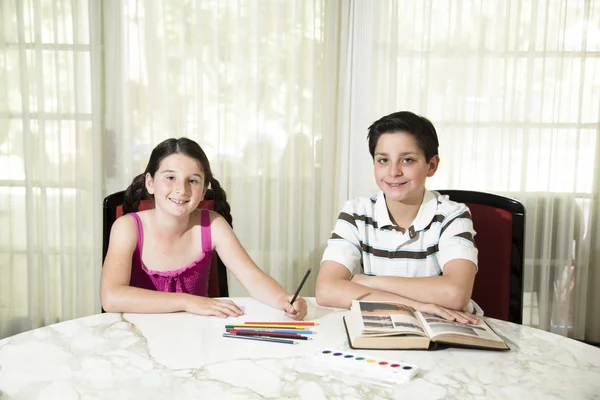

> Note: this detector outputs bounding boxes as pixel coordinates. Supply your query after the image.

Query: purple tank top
[129,210,212,297]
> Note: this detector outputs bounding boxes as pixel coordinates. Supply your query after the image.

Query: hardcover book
[344,300,509,351]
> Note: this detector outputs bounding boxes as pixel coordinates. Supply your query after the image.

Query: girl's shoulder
[109,212,139,246]
[129,209,154,230]
[114,211,140,228]
[191,208,222,221]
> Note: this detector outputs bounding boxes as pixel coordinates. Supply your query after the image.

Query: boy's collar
[375,190,438,234]
[375,191,394,227]
[411,190,438,231]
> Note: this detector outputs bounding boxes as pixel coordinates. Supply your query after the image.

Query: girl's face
[145,153,207,217]
[373,132,439,206]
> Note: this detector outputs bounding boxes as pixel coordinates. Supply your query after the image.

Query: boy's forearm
[352,274,471,310]
[315,278,417,309]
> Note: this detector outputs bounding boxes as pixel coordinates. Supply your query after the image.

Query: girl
[101,137,307,320]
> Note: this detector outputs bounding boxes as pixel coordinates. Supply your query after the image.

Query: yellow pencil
[245,321,318,326]
[225,324,308,330]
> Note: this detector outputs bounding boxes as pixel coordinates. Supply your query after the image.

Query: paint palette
[296,348,418,385]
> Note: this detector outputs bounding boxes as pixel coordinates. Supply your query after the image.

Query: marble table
[1,298,599,399]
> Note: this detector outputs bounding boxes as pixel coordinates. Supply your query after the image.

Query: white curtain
[0,0,102,338]
[102,0,343,296]
[3,0,599,343]
[343,0,600,341]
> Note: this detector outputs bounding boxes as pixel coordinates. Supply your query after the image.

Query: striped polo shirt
[321,190,478,277]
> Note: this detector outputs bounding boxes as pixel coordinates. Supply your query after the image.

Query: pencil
[222,333,297,345]
[245,321,317,326]
[290,268,312,305]
[228,331,312,340]
[225,324,308,330]
[225,327,314,334]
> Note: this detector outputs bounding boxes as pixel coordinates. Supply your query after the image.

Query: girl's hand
[185,296,245,318]
[412,302,479,325]
[278,294,308,321]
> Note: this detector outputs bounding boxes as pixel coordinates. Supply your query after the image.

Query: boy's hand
[278,294,308,321]
[185,296,245,318]
[412,302,480,325]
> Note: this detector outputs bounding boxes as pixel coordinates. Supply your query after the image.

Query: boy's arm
[315,261,418,308]
[315,201,428,309]
[351,204,478,311]
[350,260,476,310]
[316,261,479,324]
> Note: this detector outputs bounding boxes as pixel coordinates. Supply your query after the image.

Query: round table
[1,298,599,399]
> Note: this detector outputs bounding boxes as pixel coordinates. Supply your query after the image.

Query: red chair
[437,190,525,324]
[102,190,228,298]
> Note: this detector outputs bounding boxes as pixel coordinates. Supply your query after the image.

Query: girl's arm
[100,215,243,317]
[210,213,307,320]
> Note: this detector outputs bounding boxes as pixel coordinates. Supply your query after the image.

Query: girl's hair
[122,137,232,227]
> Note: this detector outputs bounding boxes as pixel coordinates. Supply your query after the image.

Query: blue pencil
[222,333,298,345]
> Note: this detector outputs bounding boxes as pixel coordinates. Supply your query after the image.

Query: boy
[315,111,480,324]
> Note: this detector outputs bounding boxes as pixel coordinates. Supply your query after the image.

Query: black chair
[436,190,525,324]
[103,190,229,297]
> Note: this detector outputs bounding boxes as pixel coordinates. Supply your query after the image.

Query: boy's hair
[367,111,439,162]
[123,137,232,227]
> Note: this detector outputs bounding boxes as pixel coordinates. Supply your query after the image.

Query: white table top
[1,298,599,399]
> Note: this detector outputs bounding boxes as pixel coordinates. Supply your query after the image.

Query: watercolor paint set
[296,348,419,384]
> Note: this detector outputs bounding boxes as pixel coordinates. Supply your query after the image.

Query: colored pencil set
[222,321,317,345]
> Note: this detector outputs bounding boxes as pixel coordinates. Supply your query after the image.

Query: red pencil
[244,321,317,326]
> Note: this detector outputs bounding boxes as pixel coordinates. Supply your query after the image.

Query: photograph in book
[420,313,504,342]
[359,301,424,334]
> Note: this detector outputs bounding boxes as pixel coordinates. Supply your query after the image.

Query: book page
[356,301,425,336]
[417,313,503,342]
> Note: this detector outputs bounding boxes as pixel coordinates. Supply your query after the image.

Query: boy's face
[373,131,439,206]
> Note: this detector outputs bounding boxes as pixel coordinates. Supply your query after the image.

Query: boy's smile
[373,132,439,206]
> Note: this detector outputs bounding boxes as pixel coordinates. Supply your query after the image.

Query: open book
[344,300,509,351]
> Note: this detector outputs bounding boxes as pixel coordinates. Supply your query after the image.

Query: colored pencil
[225,327,314,335]
[222,333,297,345]
[228,331,312,340]
[290,268,312,304]
[225,324,308,330]
[244,321,317,326]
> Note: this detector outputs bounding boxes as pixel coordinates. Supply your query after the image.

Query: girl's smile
[169,198,190,205]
